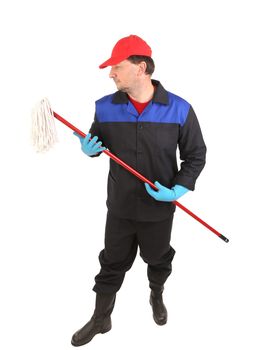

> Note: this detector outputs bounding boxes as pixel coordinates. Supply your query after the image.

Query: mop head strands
[31,98,58,152]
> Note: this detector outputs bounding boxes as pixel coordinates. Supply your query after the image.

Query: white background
[1,0,256,349]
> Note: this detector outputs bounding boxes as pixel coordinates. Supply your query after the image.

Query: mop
[31,98,58,152]
[31,98,229,243]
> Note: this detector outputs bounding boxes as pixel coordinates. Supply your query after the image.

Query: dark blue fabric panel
[96,92,190,126]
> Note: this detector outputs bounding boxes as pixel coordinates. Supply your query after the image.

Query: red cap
[99,35,152,69]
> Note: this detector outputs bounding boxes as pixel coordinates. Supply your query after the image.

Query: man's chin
[117,86,129,93]
[114,81,129,93]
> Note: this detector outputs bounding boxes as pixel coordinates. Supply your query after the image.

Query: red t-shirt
[128,95,151,115]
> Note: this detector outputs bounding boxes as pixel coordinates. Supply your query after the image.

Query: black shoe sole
[71,325,112,347]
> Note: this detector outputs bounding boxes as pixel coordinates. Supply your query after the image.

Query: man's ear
[137,61,147,75]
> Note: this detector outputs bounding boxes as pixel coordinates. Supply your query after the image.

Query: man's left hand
[145,181,189,202]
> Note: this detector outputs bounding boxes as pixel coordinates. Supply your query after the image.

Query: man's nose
[109,67,116,79]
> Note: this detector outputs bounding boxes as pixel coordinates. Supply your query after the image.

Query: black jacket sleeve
[88,113,106,158]
[174,106,207,190]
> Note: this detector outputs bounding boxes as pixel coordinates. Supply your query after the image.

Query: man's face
[109,60,140,93]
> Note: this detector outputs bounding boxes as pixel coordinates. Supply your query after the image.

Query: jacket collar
[112,79,169,105]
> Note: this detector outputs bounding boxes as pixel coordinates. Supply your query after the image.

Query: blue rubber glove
[145,181,189,202]
[73,132,106,156]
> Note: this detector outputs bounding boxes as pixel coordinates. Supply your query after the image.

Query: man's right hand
[73,132,106,156]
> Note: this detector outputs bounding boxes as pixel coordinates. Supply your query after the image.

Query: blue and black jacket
[89,80,206,221]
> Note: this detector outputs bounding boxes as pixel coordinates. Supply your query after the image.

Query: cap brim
[99,55,127,69]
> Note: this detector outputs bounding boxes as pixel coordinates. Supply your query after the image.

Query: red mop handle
[53,111,229,243]
[53,111,155,188]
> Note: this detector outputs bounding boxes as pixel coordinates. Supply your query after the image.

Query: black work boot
[149,285,167,325]
[71,293,116,347]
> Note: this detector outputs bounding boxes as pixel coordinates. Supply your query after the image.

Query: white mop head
[31,98,58,152]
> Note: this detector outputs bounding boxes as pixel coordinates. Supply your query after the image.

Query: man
[72,34,206,346]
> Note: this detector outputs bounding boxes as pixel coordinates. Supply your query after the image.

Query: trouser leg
[137,215,175,325]
[93,211,138,294]
[137,214,175,289]
[147,245,176,291]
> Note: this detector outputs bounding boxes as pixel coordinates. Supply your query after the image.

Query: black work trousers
[93,210,176,294]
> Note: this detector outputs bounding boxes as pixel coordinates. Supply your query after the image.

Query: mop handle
[53,111,229,243]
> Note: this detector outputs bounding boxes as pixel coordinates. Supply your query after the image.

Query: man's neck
[127,79,154,103]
